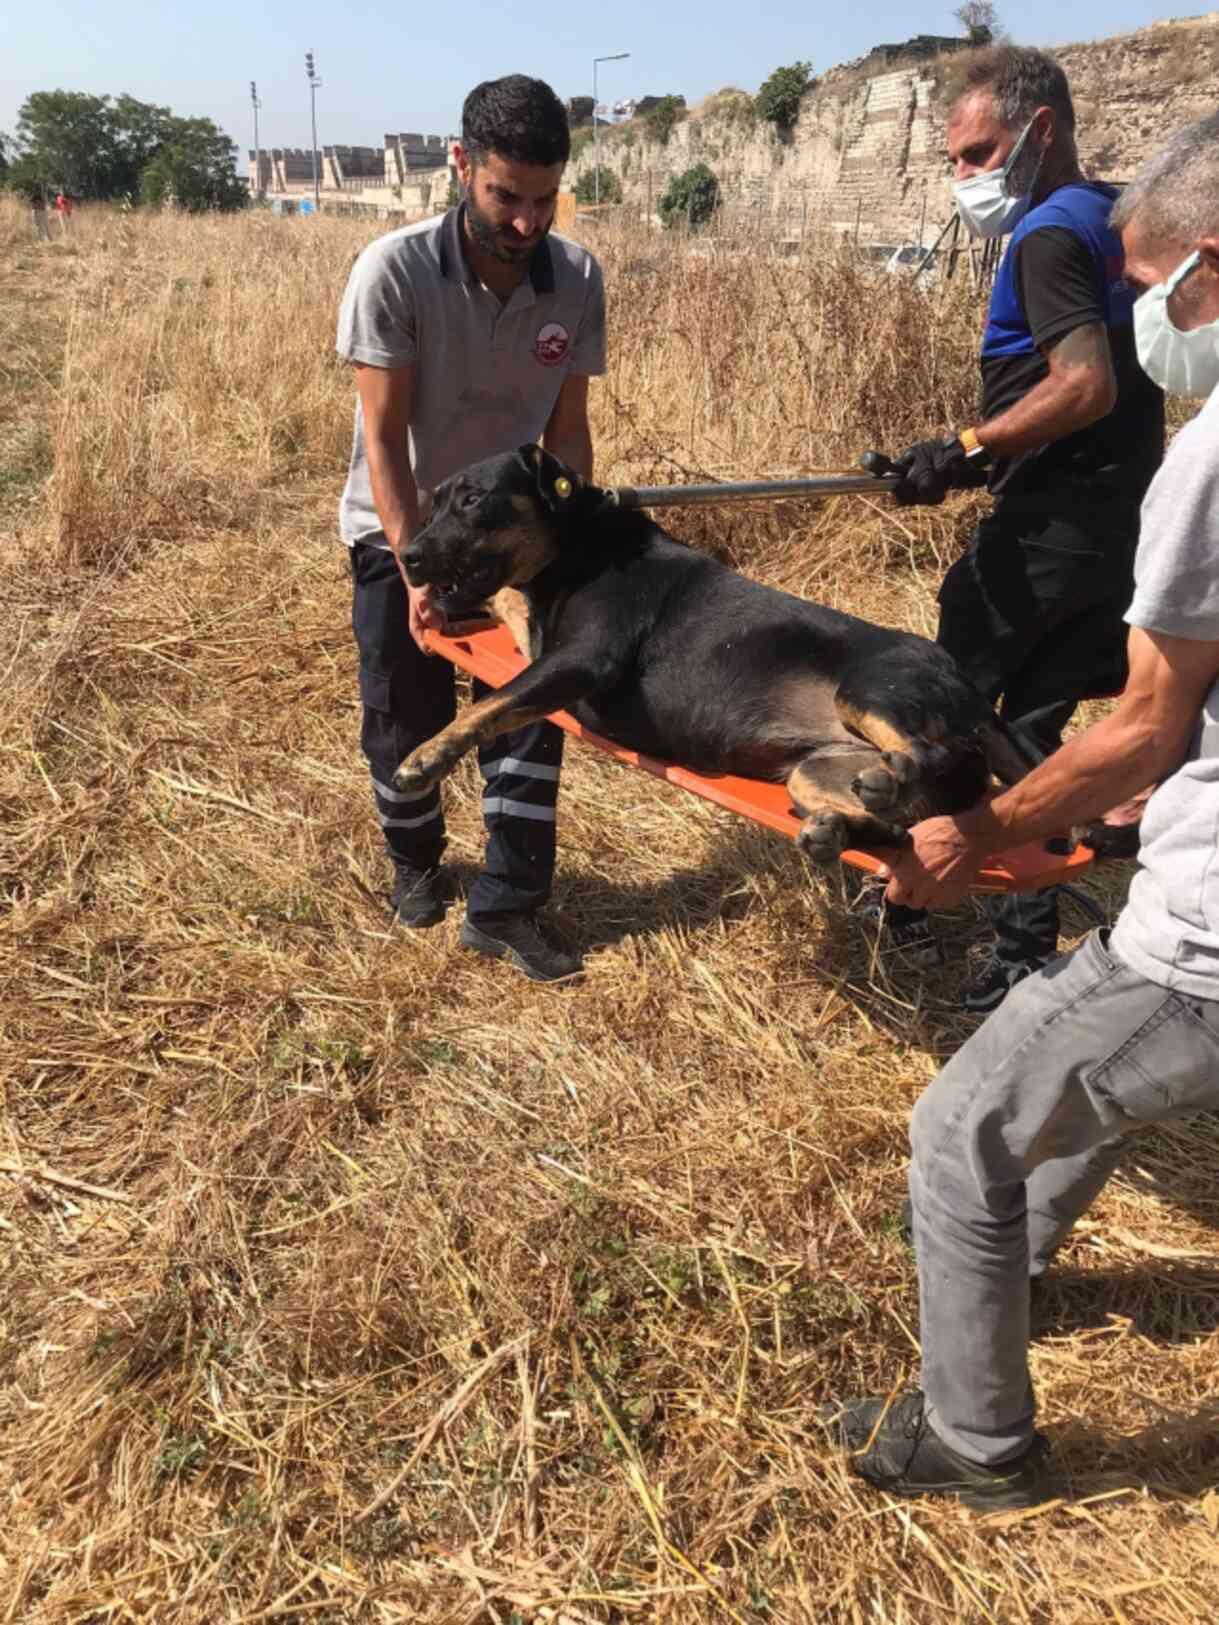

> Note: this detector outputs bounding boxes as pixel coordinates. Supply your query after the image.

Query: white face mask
[1134,251,1219,398]
[953,118,1039,240]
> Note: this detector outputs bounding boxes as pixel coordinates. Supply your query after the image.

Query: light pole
[250,80,262,200]
[593,52,630,207]
[305,51,323,209]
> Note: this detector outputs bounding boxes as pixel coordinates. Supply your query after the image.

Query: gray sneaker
[459,913,583,982]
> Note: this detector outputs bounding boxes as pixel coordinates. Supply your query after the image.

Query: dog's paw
[852,751,917,814]
[797,810,850,866]
[881,749,919,787]
[393,745,452,794]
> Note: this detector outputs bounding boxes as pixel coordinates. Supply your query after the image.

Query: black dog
[395,445,1036,864]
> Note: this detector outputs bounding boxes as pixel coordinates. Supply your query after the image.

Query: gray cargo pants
[910,930,1219,1467]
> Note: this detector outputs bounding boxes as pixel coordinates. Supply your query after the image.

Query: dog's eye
[460,491,482,512]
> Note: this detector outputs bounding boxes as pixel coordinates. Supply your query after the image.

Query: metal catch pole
[609,471,898,509]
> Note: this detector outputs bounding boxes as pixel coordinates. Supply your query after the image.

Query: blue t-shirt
[979,182,1163,502]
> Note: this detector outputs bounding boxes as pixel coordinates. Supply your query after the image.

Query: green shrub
[574,166,622,205]
[658,162,720,230]
[569,128,594,165]
[644,96,686,146]
[754,62,814,133]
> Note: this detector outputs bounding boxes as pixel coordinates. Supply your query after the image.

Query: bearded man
[337,76,606,979]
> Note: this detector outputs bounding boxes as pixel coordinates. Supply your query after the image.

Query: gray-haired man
[877,46,1164,1012]
[823,110,1219,1508]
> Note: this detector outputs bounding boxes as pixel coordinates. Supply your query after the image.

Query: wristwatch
[957,426,986,459]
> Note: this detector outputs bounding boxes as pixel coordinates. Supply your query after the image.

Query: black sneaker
[391,865,446,929]
[819,1389,1055,1511]
[961,952,1051,1015]
[459,913,583,983]
[880,911,940,967]
[851,885,940,968]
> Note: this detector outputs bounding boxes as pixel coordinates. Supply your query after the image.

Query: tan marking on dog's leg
[490,587,535,659]
[786,756,910,867]
[834,698,920,755]
[786,758,868,820]
[394,692,555,792]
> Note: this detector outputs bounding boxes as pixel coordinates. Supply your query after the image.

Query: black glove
[893,435,972,507]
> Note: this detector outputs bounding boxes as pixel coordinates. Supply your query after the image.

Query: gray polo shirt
[336,205,607,546]
[1110,382,1219,999]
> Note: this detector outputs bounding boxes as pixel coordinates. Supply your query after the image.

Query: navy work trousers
[349,541,562,920]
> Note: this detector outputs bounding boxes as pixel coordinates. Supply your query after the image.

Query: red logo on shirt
[534,321,570,367]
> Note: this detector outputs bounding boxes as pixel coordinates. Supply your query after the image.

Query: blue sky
[1,1,1188,155]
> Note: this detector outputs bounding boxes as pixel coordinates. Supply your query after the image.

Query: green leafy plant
[658,163,720,230]
[574,166,622,205]
[643,96,686,147]
[754,62,814,133]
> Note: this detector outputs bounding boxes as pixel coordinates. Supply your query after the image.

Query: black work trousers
[937,482,1138,962]
[884,481,1144,962]
[349,542,562,920]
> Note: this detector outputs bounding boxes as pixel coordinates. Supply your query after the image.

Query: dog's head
[401,445,588,599]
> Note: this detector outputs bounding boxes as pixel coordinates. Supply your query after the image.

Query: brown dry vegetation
[1,193,1217,1623]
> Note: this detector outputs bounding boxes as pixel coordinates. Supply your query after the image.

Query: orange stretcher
[424,622,1096,894]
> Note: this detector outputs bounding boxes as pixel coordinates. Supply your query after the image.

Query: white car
[883,241,936,278]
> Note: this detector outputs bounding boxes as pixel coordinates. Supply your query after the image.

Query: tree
[754,62,814,133]
[5,90,245,209]
[574,166,621,205]
[112,93,178,186]
[643,95,686,146]
[139,119,245,211]
[659,163,720,230]
[955,1,1006,45]
[9,91,125,197]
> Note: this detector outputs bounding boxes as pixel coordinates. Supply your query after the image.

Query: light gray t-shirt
[1110,383,1219,998]
[336,206,607,546]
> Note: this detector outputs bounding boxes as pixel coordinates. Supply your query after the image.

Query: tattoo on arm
[1046,321,1115,387]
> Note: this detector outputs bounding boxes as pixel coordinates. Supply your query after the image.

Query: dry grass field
[1,193,1217,1623]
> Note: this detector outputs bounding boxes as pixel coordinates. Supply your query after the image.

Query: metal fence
[582,194,1004,284]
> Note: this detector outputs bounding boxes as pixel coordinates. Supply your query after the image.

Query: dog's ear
[517,443,581,513]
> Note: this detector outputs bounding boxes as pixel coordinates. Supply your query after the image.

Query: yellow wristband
[958,426,985,458]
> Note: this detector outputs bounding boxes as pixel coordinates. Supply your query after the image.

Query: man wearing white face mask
[820,111,1219,1509]
[876,47,1164,1013]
